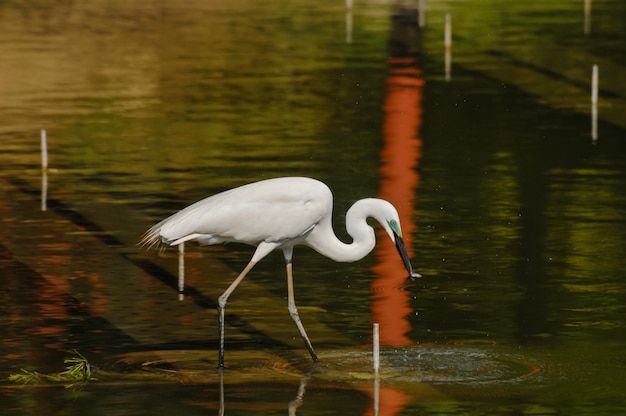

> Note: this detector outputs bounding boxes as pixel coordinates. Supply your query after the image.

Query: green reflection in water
[1,0,626,415]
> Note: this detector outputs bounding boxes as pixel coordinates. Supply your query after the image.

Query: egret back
[142,177,332,248]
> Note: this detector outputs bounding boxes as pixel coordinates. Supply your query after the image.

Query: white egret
[142,176,420,367]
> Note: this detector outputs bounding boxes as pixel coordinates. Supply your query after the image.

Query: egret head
[347,198,422,279]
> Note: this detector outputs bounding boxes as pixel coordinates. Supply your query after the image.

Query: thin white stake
[373,374,380,416]
[373,323,380,373]
[41,169,48,212]
[418,0,426,28]
[40,129,48,211]
[444,14,452,81]
[346,9,353,45]
[41,129,48,170]
[346,0,352,11]
[591,64,598,142]
[178,242,185,298]
[584,0,592,35]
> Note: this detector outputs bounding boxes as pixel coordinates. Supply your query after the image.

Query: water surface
[1,0,625,414]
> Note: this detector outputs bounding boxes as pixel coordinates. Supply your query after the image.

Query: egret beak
[394,232,422,280]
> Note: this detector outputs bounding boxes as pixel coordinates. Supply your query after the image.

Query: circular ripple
[293,345,540,384]
[106,344,541,386]
[106,349,304,383]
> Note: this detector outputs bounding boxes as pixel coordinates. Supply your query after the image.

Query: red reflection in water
[364,386,413,416]
[370,49,424,346]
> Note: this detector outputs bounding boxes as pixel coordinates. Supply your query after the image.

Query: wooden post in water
[444,14,452,81]
[418,0,426,28]
[41,129,48,170]
[373,374,380,416]
[591,64,598,142]
[373,323,380,373]
[584,0,592,35]
[40,129,48,211]
[345,0,353,44]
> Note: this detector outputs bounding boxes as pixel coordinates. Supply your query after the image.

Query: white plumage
[142,177,419,366]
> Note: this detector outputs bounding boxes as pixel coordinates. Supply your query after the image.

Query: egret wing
[152,177,332,246]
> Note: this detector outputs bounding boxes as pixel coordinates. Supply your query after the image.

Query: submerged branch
[8,350,95,389]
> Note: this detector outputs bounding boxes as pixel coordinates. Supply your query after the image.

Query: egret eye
[387,219,402,236]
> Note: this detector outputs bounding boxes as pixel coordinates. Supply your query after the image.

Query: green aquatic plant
[8,350,94,388]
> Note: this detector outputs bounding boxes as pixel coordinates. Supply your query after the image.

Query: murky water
[1,0,625,414]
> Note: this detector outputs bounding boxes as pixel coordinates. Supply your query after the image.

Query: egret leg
[217,260,256,368]
[286,261,319,362]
